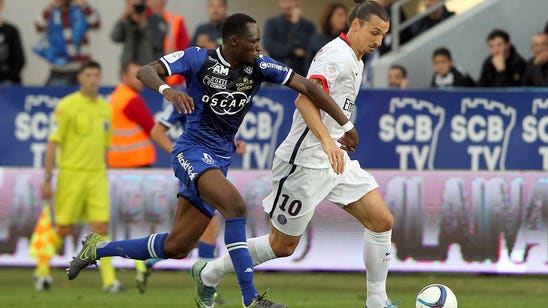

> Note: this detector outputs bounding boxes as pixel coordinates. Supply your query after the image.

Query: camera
[133,3,146,14]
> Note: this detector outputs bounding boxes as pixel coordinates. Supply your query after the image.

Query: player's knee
[371,211,394,232]
[271,240,298,257]
[223,202,247,219]
[162,238,192,259]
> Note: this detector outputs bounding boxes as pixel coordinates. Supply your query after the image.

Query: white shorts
[263,154,379,236]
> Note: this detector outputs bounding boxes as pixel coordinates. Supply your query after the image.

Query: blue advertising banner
[1,86,547,170]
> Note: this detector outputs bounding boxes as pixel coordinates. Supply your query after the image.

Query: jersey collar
[216,47,231,67]
[339,32,351,46]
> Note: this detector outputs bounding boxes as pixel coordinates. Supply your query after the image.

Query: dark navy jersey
[159,47,294,158]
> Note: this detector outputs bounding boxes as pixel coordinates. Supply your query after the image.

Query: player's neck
[345,32,364,60]
[220,47,242,68]
[80,88,98,100]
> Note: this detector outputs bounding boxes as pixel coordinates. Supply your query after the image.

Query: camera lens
[134,3,146,14]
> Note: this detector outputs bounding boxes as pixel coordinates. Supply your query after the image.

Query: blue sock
[96,233,168,260]
[225,218,257,306]
[144,258,162,269]
[198,241,216,260]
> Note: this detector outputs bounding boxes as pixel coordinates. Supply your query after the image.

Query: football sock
[144,258,162,269]
[198,241,216,260]
[224,218,257,306]
[201,234,276,287]
[97,235,116,288]
[364,228,392,308]
[96,233,168,260]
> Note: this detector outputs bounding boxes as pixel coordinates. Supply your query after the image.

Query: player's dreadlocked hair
[221,13,257,43]
[349,0,390,25]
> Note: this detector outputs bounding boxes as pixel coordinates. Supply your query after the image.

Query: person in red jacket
[108,61,156,168]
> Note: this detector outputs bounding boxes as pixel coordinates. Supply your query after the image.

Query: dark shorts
[171,144,230,218]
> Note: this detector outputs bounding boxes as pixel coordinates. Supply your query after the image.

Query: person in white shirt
[192,1,397,307]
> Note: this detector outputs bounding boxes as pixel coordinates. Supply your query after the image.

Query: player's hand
[234,139,247,155]
[320,138,345,174]
[338,127,358,152]
[164,88,194,114]
[40,182,53,200]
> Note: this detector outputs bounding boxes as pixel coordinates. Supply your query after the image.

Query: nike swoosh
[80,245,91,261]
[385,251,392,256]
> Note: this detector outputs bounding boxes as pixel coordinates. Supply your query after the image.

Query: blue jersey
[159,47,294,158]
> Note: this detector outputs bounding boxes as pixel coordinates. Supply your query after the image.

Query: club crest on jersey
[202,92,250,115]
[202,153,214,164]
[244,65,253,74]
[209,63,229,76]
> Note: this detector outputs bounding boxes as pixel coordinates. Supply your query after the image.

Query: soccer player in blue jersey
[134,103,246,299]
[67,13,358,308]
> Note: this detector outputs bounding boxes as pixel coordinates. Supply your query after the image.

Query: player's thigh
[264,157,335,237]
[197,168,246,218]
[165,196,211,252]
[54,169,87,226]
[83,170,110,224]
[327,159,390,229]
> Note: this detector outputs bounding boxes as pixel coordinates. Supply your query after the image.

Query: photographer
[111,0,166,70]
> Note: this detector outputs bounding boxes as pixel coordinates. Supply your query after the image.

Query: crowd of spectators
[1,0,546,87]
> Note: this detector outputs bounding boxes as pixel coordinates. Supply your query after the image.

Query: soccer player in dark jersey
[67,13,358,308]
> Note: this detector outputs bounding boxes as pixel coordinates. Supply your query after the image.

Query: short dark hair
[487,29,509,43]
[319,3,348,35]
[78,60,101,74]
[348,0,390,25]
[432,47,452,60]
[390,64,407,77]
[221,13,256,43]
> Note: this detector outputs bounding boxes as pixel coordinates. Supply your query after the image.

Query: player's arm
[41,141,57,200]
[136,61,194,114]
[295,89,344,174]
[150,122,173,154]
[287,73,358,152]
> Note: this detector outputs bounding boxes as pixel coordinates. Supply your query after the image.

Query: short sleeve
[158,104,186,128]
[306,50,344,93]
[48,100,68,143]
[257,55,294,85]
[159,47,203,77]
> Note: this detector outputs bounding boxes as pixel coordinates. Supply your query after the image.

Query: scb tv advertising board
[0,86,547,273]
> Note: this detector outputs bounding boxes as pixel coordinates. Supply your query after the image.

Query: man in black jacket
[263,0,316,75]
[0,0,24,84]
[478,29,526,87]
[522,32,548,87]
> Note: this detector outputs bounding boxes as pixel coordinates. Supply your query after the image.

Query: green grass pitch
[1,267,547,307]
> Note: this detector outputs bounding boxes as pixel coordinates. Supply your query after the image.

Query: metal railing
[391,0,450,51]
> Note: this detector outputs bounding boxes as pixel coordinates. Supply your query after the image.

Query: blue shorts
[171,143,230,218]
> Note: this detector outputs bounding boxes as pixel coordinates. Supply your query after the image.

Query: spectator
[263,0,316,75]
[478,29,526,87]
[111,0,167,69]
[431,47,475,88]
[304,2,348,73]
[147,0,189,86]
[191,0,227,49]
[522,32,548,87]
[410,0,454,38]
[388,64,408,89]
[373,0,412,55]
[34,0,100,85]
[108,62,156,168]
[38,60,121,292]
[0,0,24,84]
